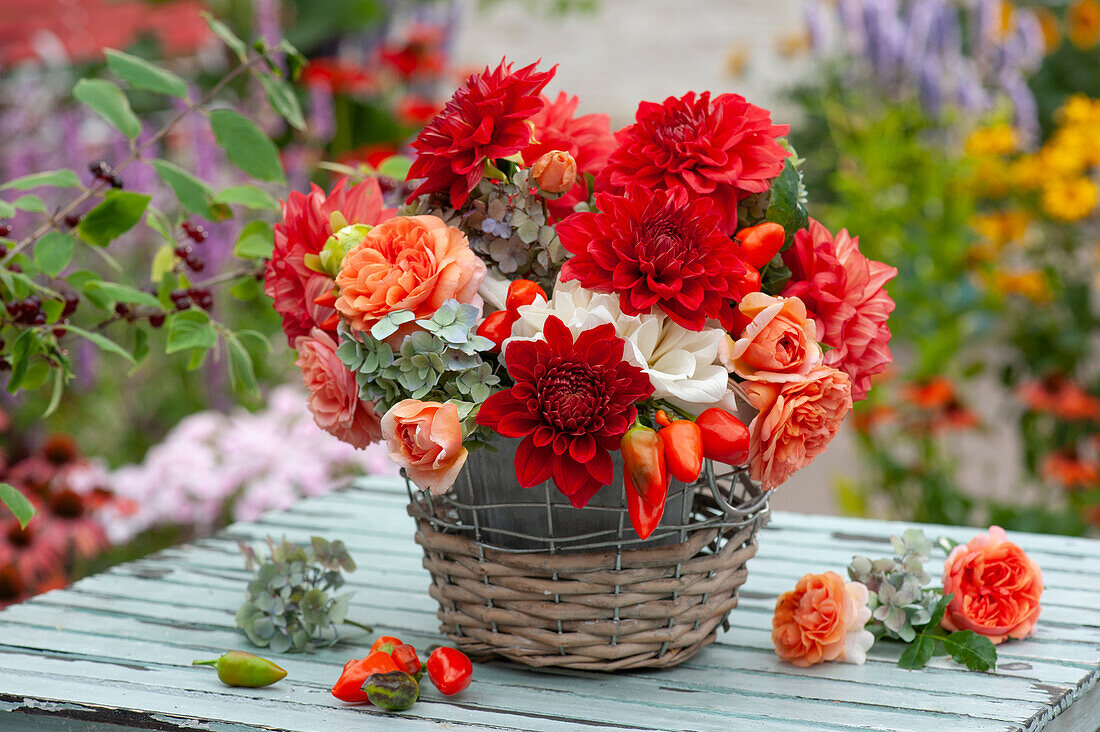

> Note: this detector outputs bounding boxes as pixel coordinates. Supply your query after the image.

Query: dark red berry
[181,221,196,234]
[109,175,123,190]
[184,254,204,272]
[189,288,213,310]
[62,292,79,317]
[31,312,46,325]
[174,246,191,259]
[187,225,208,243]
[52,325,66,337]
[8,263,21,273]
[0,243,7,258]
[0,360,10,371]
[169,290,191,310]
[0,223,11,237]
[21,297,40,317]
[63,213,81,228]
[4,301,18,316]
[148,312,166,328]
[114,303,129,317]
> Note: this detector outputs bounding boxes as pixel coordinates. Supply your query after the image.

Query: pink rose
[730,292,822,382]
[294,329,382,449]
[381,400,468,494]
[942,526,1043,644]
[781,219,897,401]
[743,367,853,490]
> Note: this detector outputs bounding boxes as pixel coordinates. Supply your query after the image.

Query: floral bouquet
[266,58,897,541]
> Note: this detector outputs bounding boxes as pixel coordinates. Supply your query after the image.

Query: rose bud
[531,150,577,194]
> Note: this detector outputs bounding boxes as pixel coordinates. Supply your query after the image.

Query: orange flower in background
[902,377,980,431]
[965,124,1018,157]
[1035,8,1062,51]
[1017,378,1100,420]
[1041,176,1098,222]
[772,572,874,667]
[851,404,898,435]
[334,215,486,333]
[302,59,377,95]
[1068,0,1100,49]
[1041,451,1100,489]
[990,269,1051,303]
[971,210,1031,248]
[942,527,1042,644]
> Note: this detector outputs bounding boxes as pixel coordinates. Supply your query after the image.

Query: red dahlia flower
[781,219,897,402]
[556,186,759,331]
[522,92,615,222]
[598,91,789,235]
[266,178,395,346]
[406,59,555,208]
[476,316,653,508]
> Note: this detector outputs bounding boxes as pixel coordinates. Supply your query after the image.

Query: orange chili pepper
[369,635,404,656]
[736,222,786,269]
[654,410,704,484]
[331,651,401,703]
[624,470,665,540]
[620,421,668,507]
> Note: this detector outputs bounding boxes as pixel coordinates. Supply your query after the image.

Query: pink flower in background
[743,366,853,490]
[381,400,468,494]
[781,219,897,402]
[295,328,382,449]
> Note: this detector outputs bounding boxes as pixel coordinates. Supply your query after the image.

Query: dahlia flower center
[635,220,694,278]
[538,362,606,433]
[656,121,695,144]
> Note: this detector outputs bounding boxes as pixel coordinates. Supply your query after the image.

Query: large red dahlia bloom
[781,219,897,402]
[476,316,653,508]
[522,92,615,222]
[266,178,395,346]
[556,186,759,331]
[598,91,790,235]
[406,59,555,209]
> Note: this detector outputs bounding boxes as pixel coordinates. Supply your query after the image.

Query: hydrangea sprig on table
[264,56,899,539]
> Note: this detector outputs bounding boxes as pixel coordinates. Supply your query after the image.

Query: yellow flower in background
[775,30,811,57]
[965,124,1018,157]
[1041,176,1099,221]
[1035,7,1062,52]
[1059,95,1100,127]
[971,157,1014,198]
[725,46,748,79]
[1010,155,1046,190]
[991,270,1051,303]
[972,209,1032,247]
[1068,0,1100,49]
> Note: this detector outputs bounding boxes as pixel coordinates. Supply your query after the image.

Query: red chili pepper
[505,279,547,311]
[369,635,404,656]
[624,470,666,540]
[391,644,422,680]
[620,422,668,506]
[313,288,338,309]
[331,651,401,703]
[654,410,704,484]
[426,647,473,696]
[696,408,750,465]
[475,309,518,352]
[736,222,786,269]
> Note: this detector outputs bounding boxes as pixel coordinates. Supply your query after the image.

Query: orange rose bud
[531,150,578,194]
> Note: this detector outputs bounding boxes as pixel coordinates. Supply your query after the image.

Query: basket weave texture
[407,463,770,671]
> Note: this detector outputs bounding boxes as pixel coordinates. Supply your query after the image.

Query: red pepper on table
[735,222,786,269]
[695,408,750,465]
[369,635,404,656]
[391,644,422,680]
[331,651,401,703]
[426,647,473,696]
[620,422,669,539]
[654,410,704,484]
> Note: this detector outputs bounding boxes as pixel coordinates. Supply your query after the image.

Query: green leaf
[0,483,36,529]
[83,281,160,308]
[234,220,274,259]
[209,109,285,183]
[77,191,151,246]
[230,275,262,301]
[926,593,951,631]
[150,244,176,284]
[6,329,39,392]
[214,185,280,211]
[1,169,82,192]
[202,11,249,62]
[0,200,14,218]
[226,333,259,396]
[150,160,215,219]
[764,158,808,247]
[279,38,308,80]
[165,309,217,354]
[941,631,997,672]
[377,155,413,181]
[63,324,135,363]
[105,49,189,98]
[258,74,305,131]
[12,195,47,213]
[68,271,110,310]
[42,298,64,323]
[145,207,175,242]
[897,633,935,670]
[132,326,149,364]
[73,79,141,139]
[42,368,64,418]
[33,232,75,277]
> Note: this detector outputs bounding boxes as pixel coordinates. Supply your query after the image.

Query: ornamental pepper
[476,309,517,352]
[736,222,786,269]
[505,279,546,311]
[369,635,404,656]
[696,408,750,465]
[192,651,286,688]
[331,651,401,703]
[391,644,423,680]
[426,647,473,696]
[620,422,669,539]
[624,471,666,540]
[654,410,704,484]
[363,670,419,711]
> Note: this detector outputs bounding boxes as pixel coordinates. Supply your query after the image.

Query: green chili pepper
[363,670,418,711]
[192,651,287,688]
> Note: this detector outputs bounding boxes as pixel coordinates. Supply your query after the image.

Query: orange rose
[531,150,578,194]
[744,366,852,490]
[730,292,822,382]
[773,571,874,667]
[335,215,486,333]
[294,329,382,448]
[942,526,1043,644]
[381,399,468,494]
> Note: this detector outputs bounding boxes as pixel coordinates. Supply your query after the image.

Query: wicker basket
[406,455,771,671]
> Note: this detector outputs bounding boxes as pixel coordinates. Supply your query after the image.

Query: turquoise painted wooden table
[0,476,1097,731]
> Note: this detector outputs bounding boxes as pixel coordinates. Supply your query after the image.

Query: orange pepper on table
[331,651,401,703]
[654,410,704,484]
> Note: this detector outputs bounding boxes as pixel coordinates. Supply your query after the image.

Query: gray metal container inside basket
[448,436,697,551]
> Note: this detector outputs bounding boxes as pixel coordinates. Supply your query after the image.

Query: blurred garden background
[1,0,1098,608]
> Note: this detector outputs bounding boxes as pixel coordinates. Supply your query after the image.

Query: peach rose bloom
[531,150,578,193]
[744,366,853,490]
[294,329,382,449]
[381,399,468,494]
[730,292,822,382]
[335,215,486,333]
[942,526,1043,644]
[773,571,874,667]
